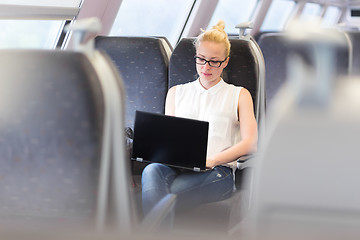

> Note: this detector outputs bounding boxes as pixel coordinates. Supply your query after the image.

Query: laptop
[131,111,209,172]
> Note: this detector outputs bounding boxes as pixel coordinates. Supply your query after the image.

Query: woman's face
[195,40,229,89]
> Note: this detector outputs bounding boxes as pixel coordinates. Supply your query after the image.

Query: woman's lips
[202,72,212,77]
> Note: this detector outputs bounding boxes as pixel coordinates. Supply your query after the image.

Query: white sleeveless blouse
[174,78,242,170]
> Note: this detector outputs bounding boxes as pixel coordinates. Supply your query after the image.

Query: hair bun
[212,20,226,32]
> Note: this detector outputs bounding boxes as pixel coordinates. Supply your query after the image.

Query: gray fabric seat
[345,31,360,76]
[94,37,172,219]
[0,49,104,228]
[246,35,360,238]
[257,32,349,109]
[95,36,170,177]
[95,36,170,130]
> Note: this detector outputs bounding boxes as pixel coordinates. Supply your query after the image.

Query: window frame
[0,4,80,20]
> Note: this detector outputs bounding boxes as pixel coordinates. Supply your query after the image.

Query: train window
[322,6,341,27]
[208,0,257,34]
[300,2,322,21]
[109,0,195,47]
[261,0,295,31]
[0,0,82,49]
[0,20,65,49]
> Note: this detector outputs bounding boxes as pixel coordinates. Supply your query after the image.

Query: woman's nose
[204,62,212,69]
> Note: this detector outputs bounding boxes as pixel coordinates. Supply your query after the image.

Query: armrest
[237,153,258,169]
[140,193,177,232]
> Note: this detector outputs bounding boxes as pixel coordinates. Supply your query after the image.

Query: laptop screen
[131,111,209,172]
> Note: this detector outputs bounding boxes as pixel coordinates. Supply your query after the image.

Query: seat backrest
[169,38,260,115]
[248,64,360,240]
[155,36,173,59]
[0,49,104,227]
[246,29,360,237]
[95,36,169,130]
[345,31,360,76]
[257,32,349,109]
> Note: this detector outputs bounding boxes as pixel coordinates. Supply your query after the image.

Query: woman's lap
[141,163,234,214]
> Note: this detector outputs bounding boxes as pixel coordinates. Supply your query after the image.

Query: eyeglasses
[194,56,228,68]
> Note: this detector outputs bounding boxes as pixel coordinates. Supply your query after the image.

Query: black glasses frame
[194,56,228,68]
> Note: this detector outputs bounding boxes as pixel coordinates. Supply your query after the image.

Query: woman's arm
[206,88,258,169]
[165,86,177,116]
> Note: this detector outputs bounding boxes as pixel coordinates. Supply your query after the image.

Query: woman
[141,20,258,215]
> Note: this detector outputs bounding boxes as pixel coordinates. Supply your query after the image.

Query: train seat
[344,31,360,76]
[95,36,170,131]
[257,32,349,109]
[155,36,174,58]
[0,48,129,230]
[95,36,170,177]
[168,37,265,232]
[245,29,360,239]
[94,36,172,221]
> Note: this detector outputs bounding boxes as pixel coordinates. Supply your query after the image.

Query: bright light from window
[322,6,341,28]
[110,0,195,47]
[301,3,322,21]
[0,20,64,49]
[208,0,257,34]
[261,0,295,31]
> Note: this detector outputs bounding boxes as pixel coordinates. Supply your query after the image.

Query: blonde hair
[194,20,231,57]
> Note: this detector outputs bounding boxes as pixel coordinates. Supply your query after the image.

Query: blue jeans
[141,163,234,215]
